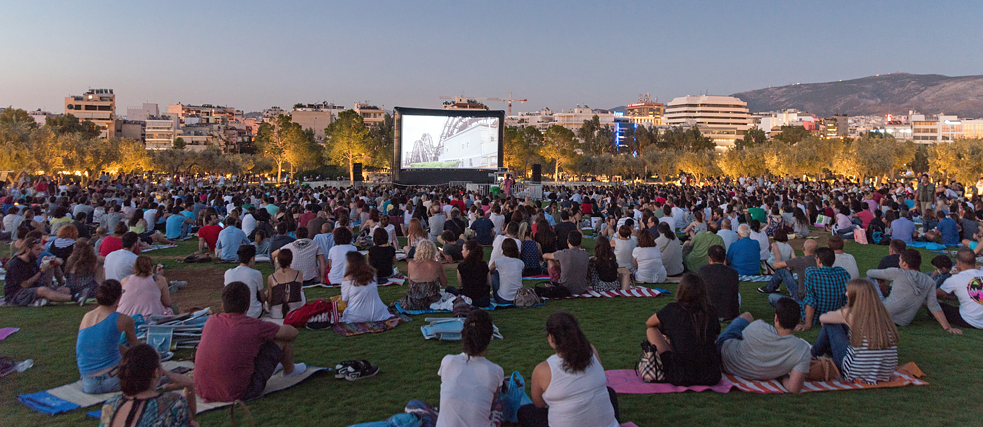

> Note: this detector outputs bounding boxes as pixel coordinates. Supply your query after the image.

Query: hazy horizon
[2,1,982,114]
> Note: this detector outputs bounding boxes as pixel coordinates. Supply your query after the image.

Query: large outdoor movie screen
[400,114,500,169]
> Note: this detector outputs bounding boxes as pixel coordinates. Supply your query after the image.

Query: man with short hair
[428,205,446,242]
[726,224,761,276]
[760,239,818,306]
[313,222,335,258]
[890,211,916,245]
[553,211,577,250]
[3,206,24,240]
[866,249,961,334]
[195,282,305,403]
[306,207,327,238]
[795,248,851,331]
[829,236,860,280]
[717,218,738,252]
[717,298,811,393]
[938,248,983,329]
[469,212,495,245]
[165,206,194,240]
[224,245,266,319]
[72,211,92,239]
[684,222,725,273]
[105,232,141,282]
[217,219,251,263]
[3,238,76,306]
[541,230,590,297]
[489,221,521,264]
[917,174,935,214]
[274,227,326,286]
[699,245,740,320]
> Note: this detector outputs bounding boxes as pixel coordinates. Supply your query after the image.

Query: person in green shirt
[684,221,725,273]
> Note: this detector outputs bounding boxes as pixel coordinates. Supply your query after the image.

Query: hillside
[731,73,983,117]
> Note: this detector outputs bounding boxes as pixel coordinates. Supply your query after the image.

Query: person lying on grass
[717,297,811,393]
[194,281,305,403]
[435,310,504,427]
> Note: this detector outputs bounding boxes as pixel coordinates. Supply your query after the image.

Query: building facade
[664,95,751,149]
[167,103,238,125]
[126,103,159,122]
[354,102,385,127]
[292,102,344,141]
[624,94,665,126]
[64,88,116,137]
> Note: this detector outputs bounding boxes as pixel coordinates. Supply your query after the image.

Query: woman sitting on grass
[632,230,666,284]
[403,218,428,259]
[77,280,140,394]
[397,240,447,310]
[518,222,543,276]
[589,236,624,292]
[117,256,173,319]
[811,279,899,384]
[519,312,619,427]
[792,207,811,239]
[644,273,721,386]
[340,252,392,323]
[367,228,397,283]
[99,343,197,427]
[489,239,524,305]
[436,310,504,427]
[65,238,102,303]
[447,240,491,308]
[266,249,306,319]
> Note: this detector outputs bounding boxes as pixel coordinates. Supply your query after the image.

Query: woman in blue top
[77,280,140,394]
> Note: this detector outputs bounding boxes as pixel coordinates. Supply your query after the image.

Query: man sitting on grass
[195,281,305,403]
[717,297,811,393]
[866,249,962,334]
[937,248,983,330]
[726,224,760,276]
[3,237,78,306]
[795,248,850,331]
[540,230,590,298]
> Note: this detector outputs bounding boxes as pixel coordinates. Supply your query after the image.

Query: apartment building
[64,88,116,137]
[145,115,180,150]
[354,102,385,127]
[664,95,751,149]
[292,102,345,140]
[624,94,665,126]
[167,103,238,125]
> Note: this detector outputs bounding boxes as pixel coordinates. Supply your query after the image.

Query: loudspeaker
[353,163,363,181]
[531,164,542,183]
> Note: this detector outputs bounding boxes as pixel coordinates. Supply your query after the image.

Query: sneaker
[345,360,379,381]
[76,287,91,306]
[334,360,360,379]
[170,281,188,289]
[756,286,774,294]
[31,298,49,307]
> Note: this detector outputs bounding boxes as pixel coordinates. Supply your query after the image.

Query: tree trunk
[277,161,283,183]
[349,157,354,183]
[554,161,559,181]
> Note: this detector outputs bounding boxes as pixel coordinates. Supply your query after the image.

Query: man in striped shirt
[795,248,851,331]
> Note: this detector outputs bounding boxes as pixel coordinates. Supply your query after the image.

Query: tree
[659,126,715,151]
[172,137,186,150]
[366,112,395,169]
[773,125,811,145]
[717,144,768,177]
[929,138,983,186]
[504,126,542,178]
[636,125,659,152]
[324,109,370,182]
[577,115,615,155]
[908,144,930,174]
[45,114,100,138]
[677,150,720,182]
[735,126,767,150]
[0,107,36,129]
[540,125,576,179]
[254,114,307,181]
[642,146,681,181]
[835,135,914,183]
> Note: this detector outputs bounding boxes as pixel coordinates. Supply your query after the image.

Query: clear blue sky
[2,0,981,114]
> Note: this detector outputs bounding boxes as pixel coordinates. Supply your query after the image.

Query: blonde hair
[846,279,899,350]
[517,222,530,240]
[414,240,438,263]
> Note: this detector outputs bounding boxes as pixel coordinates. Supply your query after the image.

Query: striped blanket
[543,286,667,300]
[331,314,412,337]
[724,362,927,393]
[303,278,404,289]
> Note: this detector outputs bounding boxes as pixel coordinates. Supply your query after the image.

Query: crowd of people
[3,171,982,426]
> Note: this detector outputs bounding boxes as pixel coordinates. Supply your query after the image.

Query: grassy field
[2,236,982,427]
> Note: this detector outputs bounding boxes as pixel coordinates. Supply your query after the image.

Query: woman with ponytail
[435,310,504,427]
[519,312,619,427]
[99,343,197,426]
[644,273,722,386]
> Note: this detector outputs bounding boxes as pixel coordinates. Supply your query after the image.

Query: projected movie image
[401,115,499,169]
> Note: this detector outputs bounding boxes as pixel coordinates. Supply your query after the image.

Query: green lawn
[2,238,982,426]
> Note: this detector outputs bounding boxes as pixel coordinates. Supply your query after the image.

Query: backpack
[283,299,331,328]
[866,222,888,245]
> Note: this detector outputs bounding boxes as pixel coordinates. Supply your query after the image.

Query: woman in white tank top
[519,312,619,427]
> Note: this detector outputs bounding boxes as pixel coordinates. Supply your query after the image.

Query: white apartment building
[292,102,344,141]
[126,103,159,122]
[755,109,818,137]
[354,102,385,127]
[963,119,983,139]
[664,95,751,149]
[145,115,180,150]
[510,108,556,132]
[29,109,56,126]
[911,114,962,143]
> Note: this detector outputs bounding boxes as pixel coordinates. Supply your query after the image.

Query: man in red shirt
[194,282,304,402]
[197,213,223,255]
[298,204,316,228]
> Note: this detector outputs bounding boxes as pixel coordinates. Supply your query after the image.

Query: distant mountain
[731,73,983,118]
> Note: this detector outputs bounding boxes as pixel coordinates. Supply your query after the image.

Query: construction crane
[438,92,527,115]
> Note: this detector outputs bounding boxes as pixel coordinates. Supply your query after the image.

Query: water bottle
[15,359,33,372]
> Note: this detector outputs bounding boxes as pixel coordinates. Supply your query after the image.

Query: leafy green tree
[677,150,720,182]
[576,115,614,155]
[908,144,930,174]
[929,138,983,186]
[0,107,36,129]
[45,114,100,138]
[636,125,659,151]
[324,109,370,181]
[173,137,186,150]
[659,126,715,151]
[773,125,811,144]
[255,114,307,181]
[735,127,767,150]
[366,112,395,169]
[641,146,680,181]
[540,125,576,179]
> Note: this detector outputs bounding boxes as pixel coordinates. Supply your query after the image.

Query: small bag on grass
[636,340,665,383]
[500,371,534,423]
[805,356,840,382]
[513,286,541,308]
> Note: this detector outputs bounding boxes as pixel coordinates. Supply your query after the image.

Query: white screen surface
[400,115,499,169]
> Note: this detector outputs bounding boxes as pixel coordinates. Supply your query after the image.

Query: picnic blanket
[0,327,19,341]
[303,278,405,289]
[25,360,325,415]
[332,314,412,337]
[541,286,667,300]
[522,274,550,281]
[605,369,733,394]
[393,301,497,315]
[906,241,947,250]
[739,275,773,282]
[141,244,178,253]
[724,362,927,393]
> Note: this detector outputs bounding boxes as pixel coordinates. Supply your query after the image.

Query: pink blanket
[0,328,19,341]
[605,369,733,394]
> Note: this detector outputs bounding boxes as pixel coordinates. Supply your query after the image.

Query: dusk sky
[2,0,981,114]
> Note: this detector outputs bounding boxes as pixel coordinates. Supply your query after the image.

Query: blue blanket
[18,391,79,415]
